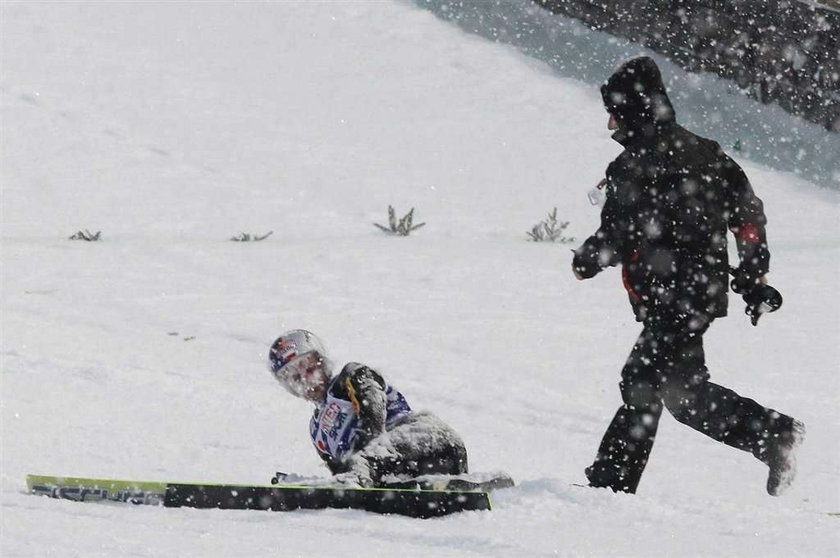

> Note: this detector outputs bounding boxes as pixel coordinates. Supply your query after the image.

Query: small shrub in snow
[373,206,426,236]
[527,208,574,243]
[230,231,273,242]
[68,229,101,241]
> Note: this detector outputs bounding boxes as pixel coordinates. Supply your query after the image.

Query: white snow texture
[1,1,838,557]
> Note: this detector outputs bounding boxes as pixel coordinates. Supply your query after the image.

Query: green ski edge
[27,474,167,492]
[26,474,492,518]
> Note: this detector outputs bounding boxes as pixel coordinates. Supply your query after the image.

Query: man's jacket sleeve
[573,176,623,279]
[724,158,770,281]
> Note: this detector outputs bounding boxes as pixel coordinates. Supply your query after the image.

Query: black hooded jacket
[574,57,770,328]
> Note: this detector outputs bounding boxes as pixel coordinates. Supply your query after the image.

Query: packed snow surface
[1,1,838,556]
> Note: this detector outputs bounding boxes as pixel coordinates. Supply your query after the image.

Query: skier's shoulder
[339,362,384,381]
[330,362,386,395]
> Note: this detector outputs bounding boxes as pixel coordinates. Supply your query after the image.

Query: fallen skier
[267,329,470,488]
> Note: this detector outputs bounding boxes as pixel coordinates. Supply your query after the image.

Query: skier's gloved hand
[332,471,372,488]
[331,456,376,488]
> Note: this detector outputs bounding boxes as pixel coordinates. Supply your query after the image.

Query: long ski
[26,474,492,519]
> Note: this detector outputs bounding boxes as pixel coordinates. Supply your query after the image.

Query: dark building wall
[534,0,840,131]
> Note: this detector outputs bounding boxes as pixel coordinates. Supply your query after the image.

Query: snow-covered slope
[1,1,838,556]
[415,0,840,188]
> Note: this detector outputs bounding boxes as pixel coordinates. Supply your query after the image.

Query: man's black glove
[571,247,602,280]
[730,268,783,326]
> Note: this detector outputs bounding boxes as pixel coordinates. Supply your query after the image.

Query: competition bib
[310,384,411,462]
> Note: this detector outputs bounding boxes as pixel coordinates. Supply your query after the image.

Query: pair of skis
[26,472,514,519]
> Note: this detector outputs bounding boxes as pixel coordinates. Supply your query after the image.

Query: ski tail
[26,474,167,505]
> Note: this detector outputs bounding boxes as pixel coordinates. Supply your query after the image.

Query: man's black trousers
[586,323,795,493]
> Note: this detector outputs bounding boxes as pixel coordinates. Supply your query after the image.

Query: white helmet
[267,330,333,397]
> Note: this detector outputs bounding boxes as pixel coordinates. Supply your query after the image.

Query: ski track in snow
[1,1,839,556]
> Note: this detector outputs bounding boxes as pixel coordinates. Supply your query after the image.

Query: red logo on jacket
[737,223,761,244]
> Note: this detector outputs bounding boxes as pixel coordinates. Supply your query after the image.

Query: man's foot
[584,465,635,494]
[766,419,806,496]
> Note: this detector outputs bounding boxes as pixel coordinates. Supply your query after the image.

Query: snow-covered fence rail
[534,0,840,132]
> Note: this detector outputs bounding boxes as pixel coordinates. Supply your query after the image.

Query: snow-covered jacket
[573,57,770,328]
[309,363,411,473]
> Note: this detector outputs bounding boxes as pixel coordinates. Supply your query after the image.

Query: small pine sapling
[373,206,426,236]
[527,208,573,243]
[68,229,102,241]
[230,231,273,242]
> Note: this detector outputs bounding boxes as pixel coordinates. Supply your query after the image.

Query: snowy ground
[1,1,838,557]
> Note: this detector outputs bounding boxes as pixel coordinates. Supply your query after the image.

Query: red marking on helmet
[273,340,298,366]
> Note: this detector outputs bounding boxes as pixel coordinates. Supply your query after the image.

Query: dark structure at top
[535,0,840,132]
